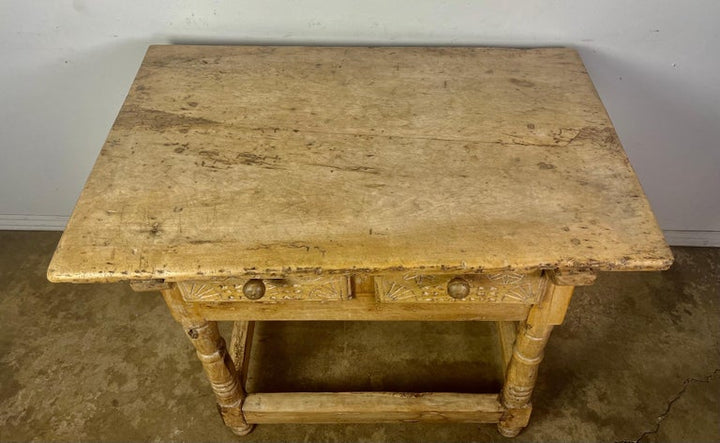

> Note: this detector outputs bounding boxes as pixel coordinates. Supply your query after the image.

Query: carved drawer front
[374,271,546,304]
[177,275,351,303]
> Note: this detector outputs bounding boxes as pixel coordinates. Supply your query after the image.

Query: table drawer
[177,275,352,303]
[374,271,546,304]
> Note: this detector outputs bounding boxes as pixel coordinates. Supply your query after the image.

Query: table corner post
[498,269,595,437]
[160,284,255,436]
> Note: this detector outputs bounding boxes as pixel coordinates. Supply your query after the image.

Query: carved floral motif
[178,275,351,302]
[376,271,545,304]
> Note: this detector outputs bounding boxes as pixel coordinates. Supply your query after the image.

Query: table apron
[192,297,531,321]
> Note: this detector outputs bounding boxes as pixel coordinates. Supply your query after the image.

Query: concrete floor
[0,231,718,442]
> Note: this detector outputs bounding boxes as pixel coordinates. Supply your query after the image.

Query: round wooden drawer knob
[243,279,266,300]
[447,277,470,299]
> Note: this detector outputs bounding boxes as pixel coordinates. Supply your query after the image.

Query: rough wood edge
[242,392,504,424]
[47,257,673,284]
[547,269,597,286]
[129,279,171,292]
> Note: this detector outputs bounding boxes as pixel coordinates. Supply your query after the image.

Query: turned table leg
[498,270,596,437]
[185,321,254,435]
[160,286,254,436]
[498,321,553,437]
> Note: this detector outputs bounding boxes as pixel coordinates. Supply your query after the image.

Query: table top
[48,45,672,283]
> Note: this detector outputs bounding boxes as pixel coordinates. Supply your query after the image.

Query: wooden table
[48,45,673,437]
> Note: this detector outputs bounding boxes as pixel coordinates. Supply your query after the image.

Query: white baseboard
[663,230,720,247]
[1,215,718,247]
[0,214,69,231]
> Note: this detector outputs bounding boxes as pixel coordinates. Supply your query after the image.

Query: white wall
[1,0,718,245]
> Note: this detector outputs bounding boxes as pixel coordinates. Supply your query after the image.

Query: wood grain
[242,392,504,423]
[47,45,673,284]
[496,321,518,378]
[229,320,255,389]
[194,292,530,321]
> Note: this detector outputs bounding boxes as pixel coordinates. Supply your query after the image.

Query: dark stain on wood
[509,78,535,88]
[308,163,380,175]
[114,105,220,131]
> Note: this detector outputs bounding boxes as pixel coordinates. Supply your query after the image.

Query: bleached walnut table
[48,45,673,437]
